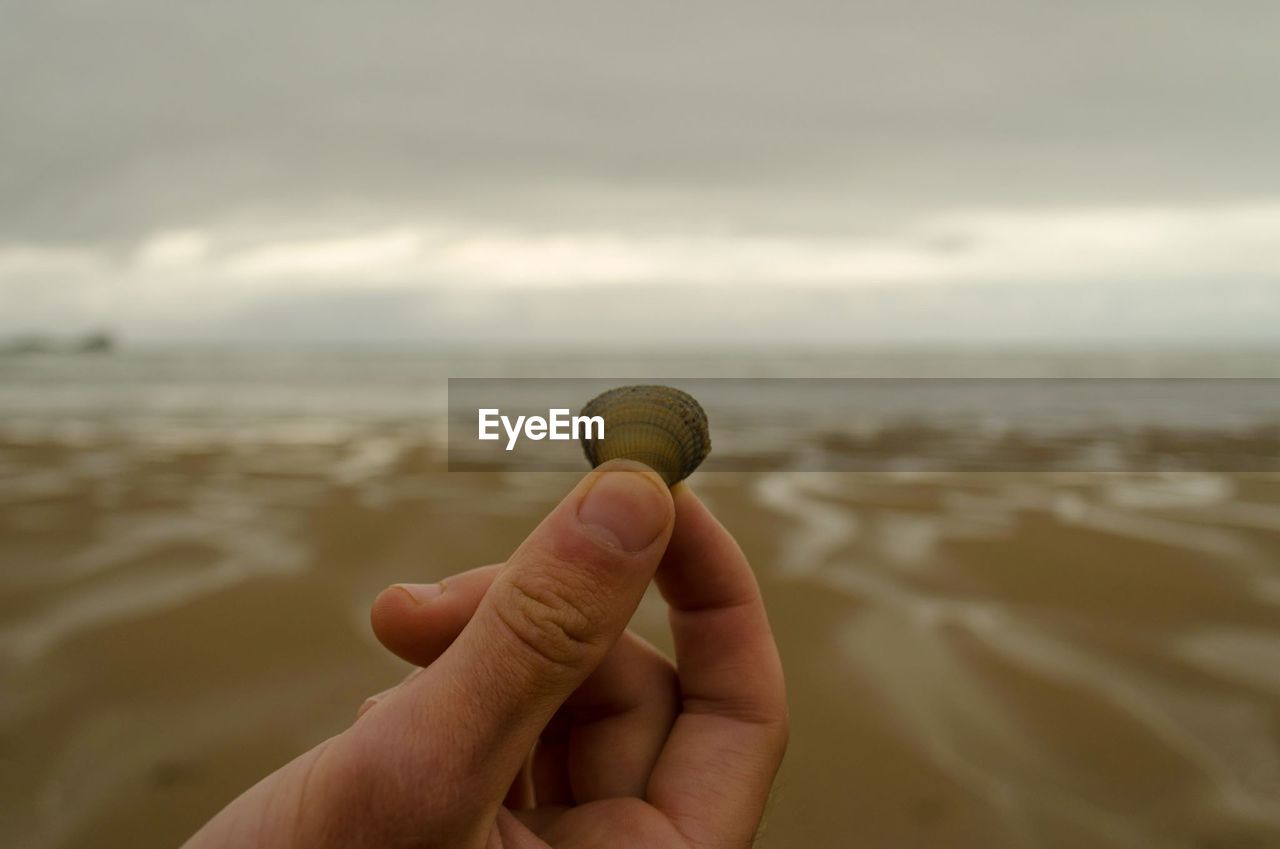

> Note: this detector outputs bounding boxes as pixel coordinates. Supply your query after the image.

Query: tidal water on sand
[1,348,1278,848]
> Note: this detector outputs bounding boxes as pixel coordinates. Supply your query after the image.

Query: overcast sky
[3,1,1279,345]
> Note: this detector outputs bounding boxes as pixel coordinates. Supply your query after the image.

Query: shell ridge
[578,385,710,485]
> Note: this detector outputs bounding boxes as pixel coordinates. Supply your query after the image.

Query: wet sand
[2,435,1279,848]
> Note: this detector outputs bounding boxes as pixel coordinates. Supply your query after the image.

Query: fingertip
[670,480,701,515]
[577,462,674,553]
[369,583,448,662]
[671,483,740,556]
[369,586,409,651]
[658,481,757,611]
[369,565,504,667]
[370,583,420,629]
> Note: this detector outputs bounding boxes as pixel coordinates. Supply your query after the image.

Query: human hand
[183,460,788,848]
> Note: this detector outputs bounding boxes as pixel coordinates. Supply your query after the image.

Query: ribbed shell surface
[579,385,710,486]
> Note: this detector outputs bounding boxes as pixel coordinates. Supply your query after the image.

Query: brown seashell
[579,385,711,486]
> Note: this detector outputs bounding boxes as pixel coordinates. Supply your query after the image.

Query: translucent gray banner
[448,378,1280,473]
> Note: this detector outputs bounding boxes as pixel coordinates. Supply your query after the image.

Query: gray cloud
[4,0,1280,245]
[95,278,1279,348]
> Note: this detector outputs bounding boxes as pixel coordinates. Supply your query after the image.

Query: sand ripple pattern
[749,470,1280,848]
[1,429,1279,847]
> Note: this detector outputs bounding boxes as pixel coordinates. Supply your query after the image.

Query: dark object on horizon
[0,330,116,356]
[579,384,711,486]
[74,330,115,354]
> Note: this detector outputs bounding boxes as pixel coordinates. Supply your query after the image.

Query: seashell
[579,385,710,486]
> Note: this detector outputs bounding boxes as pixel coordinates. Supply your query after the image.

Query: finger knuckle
[753,695,791,753]
[495,569,605,672]
[769,711,791,757]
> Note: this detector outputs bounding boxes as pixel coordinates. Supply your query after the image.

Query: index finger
[648,485,788,848]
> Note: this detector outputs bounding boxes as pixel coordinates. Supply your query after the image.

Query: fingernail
[393,583,442,605]
[578,469,670,552]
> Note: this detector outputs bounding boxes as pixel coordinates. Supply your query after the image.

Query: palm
[502,799,686,848]
[488,688,690,847]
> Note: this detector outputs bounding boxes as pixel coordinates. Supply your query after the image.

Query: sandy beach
[3,407,1279,848]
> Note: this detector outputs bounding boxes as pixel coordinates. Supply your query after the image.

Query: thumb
[411,460,673,799]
